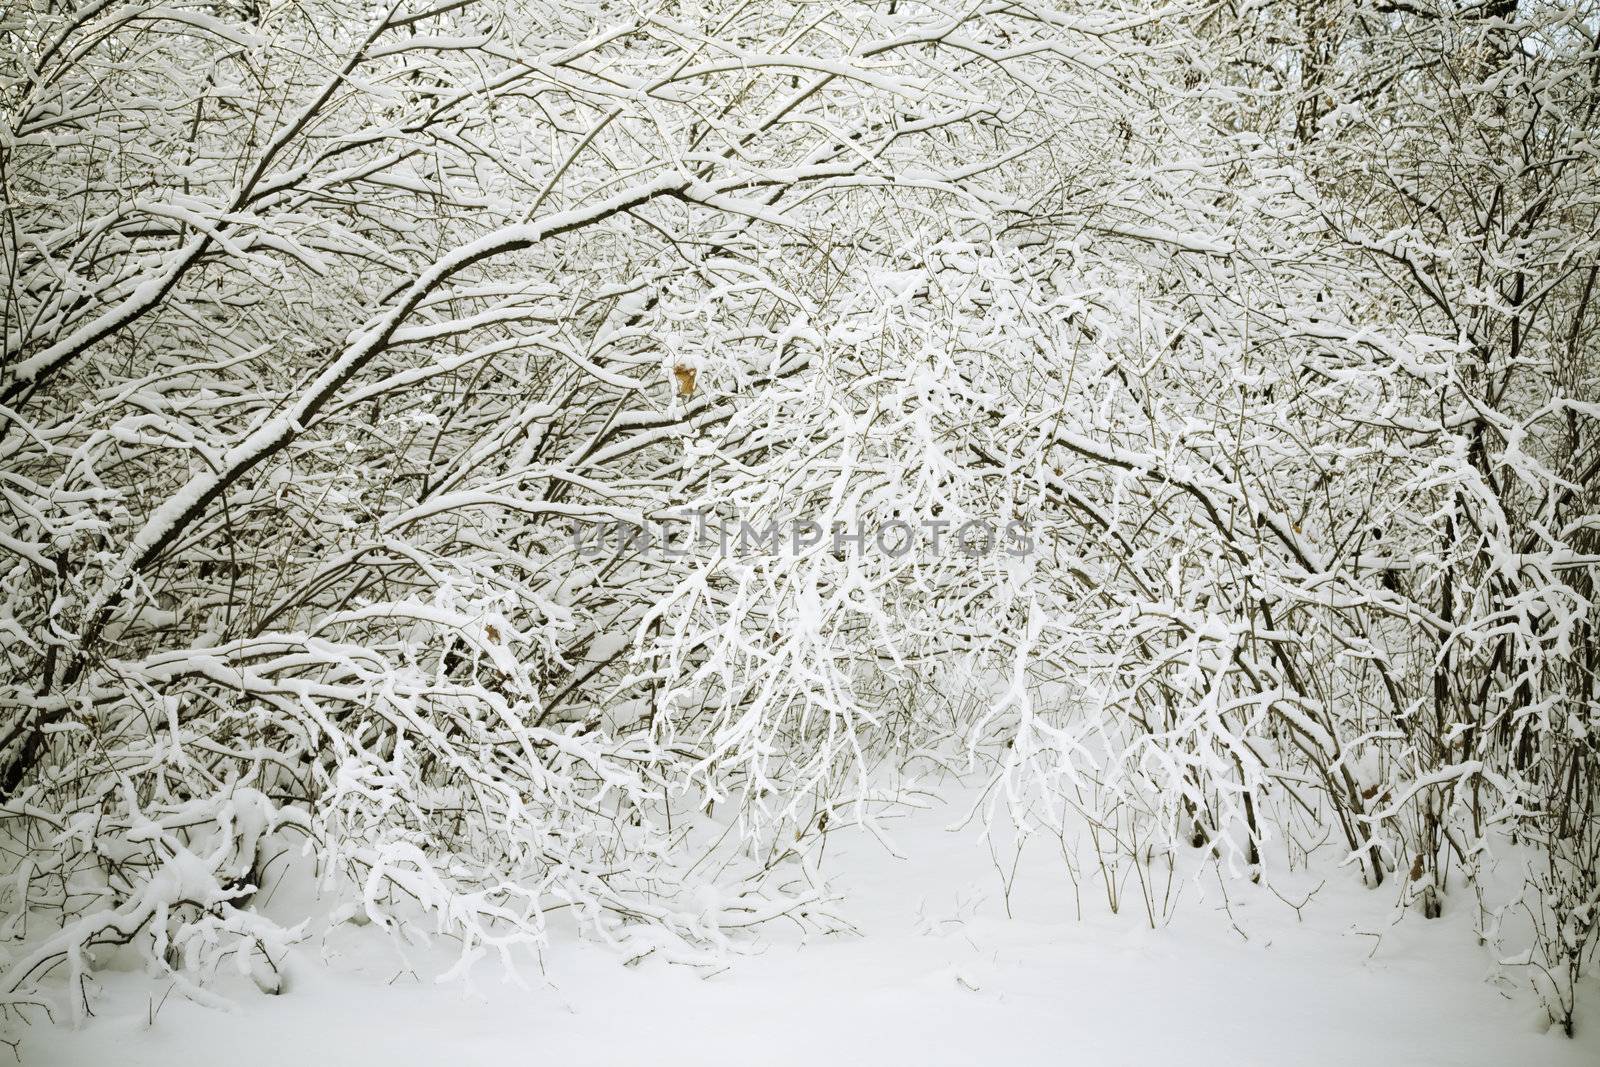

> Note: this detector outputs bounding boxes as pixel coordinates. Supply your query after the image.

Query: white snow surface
[28,783,1600,1066]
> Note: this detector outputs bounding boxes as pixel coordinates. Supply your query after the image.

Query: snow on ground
[27,782,1600,1066]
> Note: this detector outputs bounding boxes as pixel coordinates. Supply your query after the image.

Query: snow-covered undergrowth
[20,773,1600,1067]
[1,0,1598,1054]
